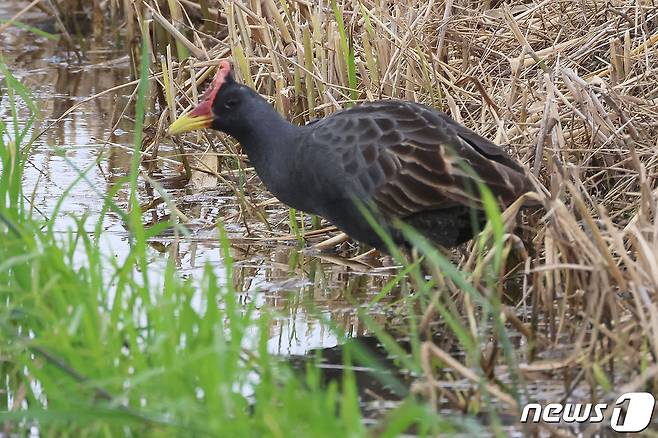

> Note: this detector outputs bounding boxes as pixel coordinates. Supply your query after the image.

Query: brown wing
[310,100,531,218]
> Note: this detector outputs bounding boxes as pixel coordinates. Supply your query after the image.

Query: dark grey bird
[169,60,532,250]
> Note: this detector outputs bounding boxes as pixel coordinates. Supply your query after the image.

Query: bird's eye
[224,99,238,110]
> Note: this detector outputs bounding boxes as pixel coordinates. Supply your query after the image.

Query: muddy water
[0,4,400,356]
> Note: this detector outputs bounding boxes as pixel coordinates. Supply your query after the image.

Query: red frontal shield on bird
[167,60,232,135]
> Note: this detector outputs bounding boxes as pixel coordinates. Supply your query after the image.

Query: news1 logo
[520,392,656,432]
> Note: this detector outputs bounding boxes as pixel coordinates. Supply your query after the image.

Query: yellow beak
[167,112,213,135]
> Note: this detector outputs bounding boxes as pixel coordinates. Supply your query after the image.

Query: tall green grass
[0,40,457,436]
[353,180,526,437]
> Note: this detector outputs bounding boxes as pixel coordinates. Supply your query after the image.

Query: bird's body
[169,61,532,250]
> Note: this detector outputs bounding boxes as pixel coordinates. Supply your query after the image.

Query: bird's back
[295,100,531,248]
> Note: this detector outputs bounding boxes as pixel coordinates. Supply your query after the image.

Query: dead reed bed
[42,0,658,433]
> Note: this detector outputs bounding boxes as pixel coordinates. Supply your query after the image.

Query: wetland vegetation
[1,0,658,436]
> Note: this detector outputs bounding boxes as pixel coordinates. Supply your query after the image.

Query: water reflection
[1,3,399,357]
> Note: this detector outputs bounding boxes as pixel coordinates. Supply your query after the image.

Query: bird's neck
[232,102,303,203]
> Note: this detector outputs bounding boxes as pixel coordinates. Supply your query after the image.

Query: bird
[168,60,533,251]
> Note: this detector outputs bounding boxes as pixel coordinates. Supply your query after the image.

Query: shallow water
[0,3,400,357]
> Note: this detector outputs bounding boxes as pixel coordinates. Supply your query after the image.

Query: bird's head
[168,60,258,136]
